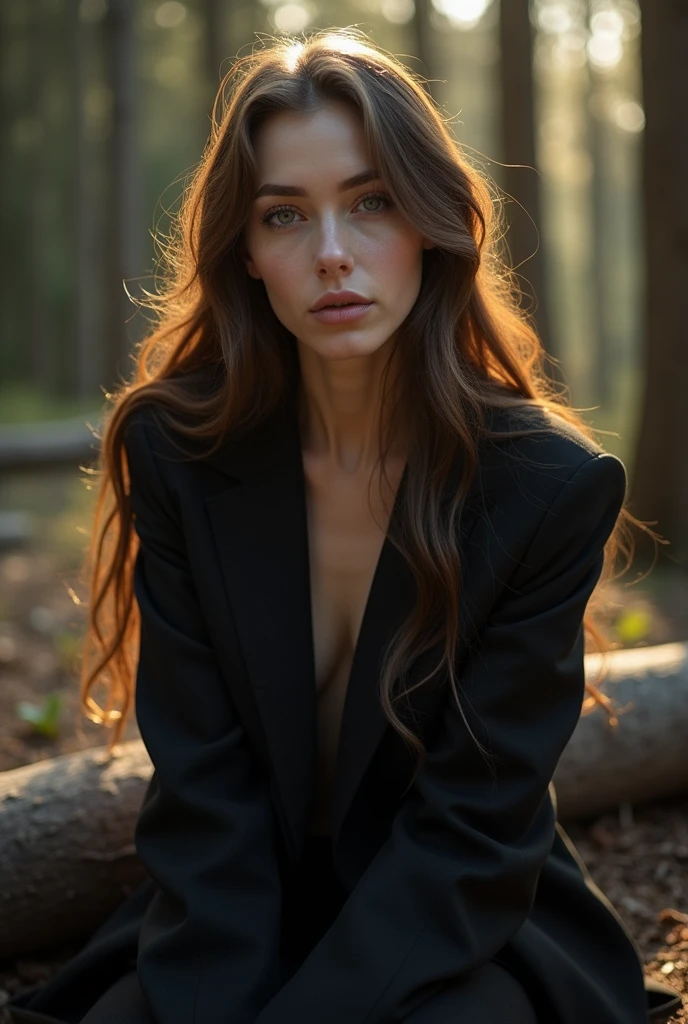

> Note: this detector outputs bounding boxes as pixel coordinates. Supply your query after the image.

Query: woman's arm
[253,450,627,1024]
[124,413,283,1024]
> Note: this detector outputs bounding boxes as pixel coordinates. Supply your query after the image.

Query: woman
[8,28,682,1024]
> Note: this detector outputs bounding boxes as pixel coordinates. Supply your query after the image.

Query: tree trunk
[498,0,555,366]
[203,0,225,114]
[631,0,688,570]
[102,0,142,393]
[70,0,101,401]
[27,0,55,395]
[409,0,436,101]
[585,46,613,408]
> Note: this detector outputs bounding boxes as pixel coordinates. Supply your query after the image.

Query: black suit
[9,388,655,1024]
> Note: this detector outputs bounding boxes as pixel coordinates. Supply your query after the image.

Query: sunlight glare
[552,30,587,70]
[590,9,625,37]
[587,30,623,70]
[431,0,491,30]
[537,3,572,35]
[283,41,305,70]
[154,2,187,29]
[611,99,645,133]
[273,3,312,32]
[381,0,415,23]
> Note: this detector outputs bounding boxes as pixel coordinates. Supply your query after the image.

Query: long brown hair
[79,28,650,777]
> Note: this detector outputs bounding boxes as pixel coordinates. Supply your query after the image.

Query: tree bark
[498,0,555,365]
[554,641,688,820]
[202,0,225,114]
[70,0,101,401]
[409,0,436,102]
[585,50,613,408]
[2,643,687,957]
[27,0,55,395]
[631,0,688,570]
[102,0,142,393]
[0,743,151,958]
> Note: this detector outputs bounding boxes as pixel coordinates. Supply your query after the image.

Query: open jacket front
[122,386,649,1024]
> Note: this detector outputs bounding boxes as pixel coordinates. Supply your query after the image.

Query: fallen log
[554,641,688,820]
[1,642,687,958]
[0,416,100,473]
[0,743,150,958]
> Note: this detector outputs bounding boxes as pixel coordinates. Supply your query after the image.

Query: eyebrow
[253,169,380,201]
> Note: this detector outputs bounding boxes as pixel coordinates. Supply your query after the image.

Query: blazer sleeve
[123,413,284,1024]
[254,450,628,1024]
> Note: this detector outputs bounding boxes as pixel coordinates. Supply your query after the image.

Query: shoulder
[122,397,209,470]
[121,402,207,524]
[122,362,226,452]
[450,401,629,600]
[123,401,169,450]
[472,400,627,523]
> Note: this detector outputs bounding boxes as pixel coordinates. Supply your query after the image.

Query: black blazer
[122,388,648,1024]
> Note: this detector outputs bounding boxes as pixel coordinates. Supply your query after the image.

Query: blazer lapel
[329,477,415,848]
[201,392,482,860]
[330,446,484,848]
[203,397,316,860]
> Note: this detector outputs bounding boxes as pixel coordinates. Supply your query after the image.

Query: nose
[313,212,354,276]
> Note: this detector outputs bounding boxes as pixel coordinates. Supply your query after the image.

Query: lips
[309,302,373,325]
[310,290,371,311]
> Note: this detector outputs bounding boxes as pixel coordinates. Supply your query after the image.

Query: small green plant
[15,692,64,739]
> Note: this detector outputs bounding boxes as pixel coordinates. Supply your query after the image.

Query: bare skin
[303,449,406,832]
[242,100,434,832]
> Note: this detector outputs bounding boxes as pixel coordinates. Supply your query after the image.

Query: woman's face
[242,101,434,360]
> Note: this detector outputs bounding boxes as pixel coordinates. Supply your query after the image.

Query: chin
[309,333,388,359]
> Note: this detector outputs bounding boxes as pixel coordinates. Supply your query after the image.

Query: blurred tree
[498,0,555,366]
[70,0,101,400]
[0,1,13,382]
[202,0,261,112]
[103,0,143,392]
[410,0,437,101]
[27,0,55,394]
[631,0,688,570]
[586,52,612,407]
[203,0,225,113]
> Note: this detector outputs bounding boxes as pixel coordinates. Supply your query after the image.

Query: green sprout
[15,692,64,739]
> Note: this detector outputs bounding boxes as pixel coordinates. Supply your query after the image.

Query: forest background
[0,1,686,1020]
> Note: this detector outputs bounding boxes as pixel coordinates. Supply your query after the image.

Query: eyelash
[260,191,393,230]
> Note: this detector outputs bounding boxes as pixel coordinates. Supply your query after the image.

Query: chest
[303,456,405,697]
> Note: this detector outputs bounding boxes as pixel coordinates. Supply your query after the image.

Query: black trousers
[10,836,539,1024]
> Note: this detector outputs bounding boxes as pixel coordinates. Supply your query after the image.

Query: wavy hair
[79,27,652,779]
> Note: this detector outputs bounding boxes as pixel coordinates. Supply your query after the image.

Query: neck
[296,340,405,475]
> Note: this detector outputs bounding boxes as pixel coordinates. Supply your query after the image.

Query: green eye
[261,191,392,231]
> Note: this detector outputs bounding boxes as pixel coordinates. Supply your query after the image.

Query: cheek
[261,253,302,300]
[245,226,295,286]
[379,239,423,297]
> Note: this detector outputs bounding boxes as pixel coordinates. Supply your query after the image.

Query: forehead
[252,102,370,180]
